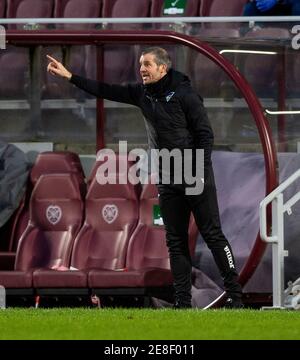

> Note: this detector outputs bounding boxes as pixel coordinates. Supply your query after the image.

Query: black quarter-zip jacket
[70,69,214,166]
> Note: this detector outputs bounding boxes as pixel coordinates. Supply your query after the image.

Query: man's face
[139,53,167,85]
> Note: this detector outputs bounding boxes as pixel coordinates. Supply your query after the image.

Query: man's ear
[161,63,167,73]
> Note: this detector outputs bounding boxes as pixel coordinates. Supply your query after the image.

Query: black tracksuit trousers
[158,165,242,306]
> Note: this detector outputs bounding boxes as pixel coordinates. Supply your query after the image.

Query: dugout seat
[0,1,6,17]
[7,151,85,265]
[54,0,102,29]
[241,27,290,97]
[149,0,201,73]
[33,171,139,292]
[87,152,138,188]
[43,0,102,98]
[200,0,247,18]
[6,0,54,25]
[89,182,198,303]
[190,28,240,99]
[95,0,152,83]
[0,0,54,98]
[0,173,84,293]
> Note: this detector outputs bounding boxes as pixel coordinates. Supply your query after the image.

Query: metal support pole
[0,286,6,309]
[29,45,42,136]
[271,194,285,308]
[96,44,105,151]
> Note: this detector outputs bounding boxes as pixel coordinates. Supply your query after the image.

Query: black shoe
[173,301,192,309]
[224,297,244,309]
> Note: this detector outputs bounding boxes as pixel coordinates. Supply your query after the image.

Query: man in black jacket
[47,48,243,308]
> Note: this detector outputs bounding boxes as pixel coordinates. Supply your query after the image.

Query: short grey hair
[141,47,172,71]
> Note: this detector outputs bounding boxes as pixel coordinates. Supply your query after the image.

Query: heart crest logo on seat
[46,205,62,225]
[102,204,118,224]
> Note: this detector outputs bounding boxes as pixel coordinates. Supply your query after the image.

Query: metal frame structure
[260,169,300,309]
[1,16,300,24]
[5,29,278,305]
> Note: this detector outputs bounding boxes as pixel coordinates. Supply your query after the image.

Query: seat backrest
[87,152,137,188]
[127,183,169,270]
[200,0,246,16]
[55,0,102,17]
[6,0,54,30]
[103,0,151,18]
[190,28,240,98]
[30,151,85,186]
[149,0,200,75]
[6,0,54,18]
[0,1,6,17]
[125,182,197,270]
[45,0,102,99]
[287,51,300,97]
[200,0,247,29]
[242,28,290,97]
[90,1,150,83]
[151,0,200,17]
[14,174,84,271]
[150,0,199,36]
[70,175,139,270]
[54,0,102,29]
[11,151,86,252]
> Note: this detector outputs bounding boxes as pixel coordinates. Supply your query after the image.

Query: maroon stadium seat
[71,174,138,270]
[242,28,290,97]
[43,0,102,98]
[98,0,151,83]
[6,0,54,20]
[0,0,6,17]
[30,151,85,184]
[148,0,200,73]
[192,1,242,98]
[8,151,86,260]
[54,0,102,28]
[200,0,247,31]
[87,152,138,188]
[0,1,54,98]
[88,183,198,302]
[102,0,151,24]
[191,28,240,98]
[0,173,84,292]
[33,173,139,292]
[0,50,30,98]
[200,0,247,17]
[287,52,300,98]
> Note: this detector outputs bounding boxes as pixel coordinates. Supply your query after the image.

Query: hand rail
[260,169,300,308]
[0,16,300,24]
[260,168,300,243]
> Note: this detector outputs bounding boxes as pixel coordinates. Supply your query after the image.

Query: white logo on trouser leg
[224,246,235,269]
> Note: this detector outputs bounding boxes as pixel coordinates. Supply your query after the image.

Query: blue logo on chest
[166,92,175,102]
